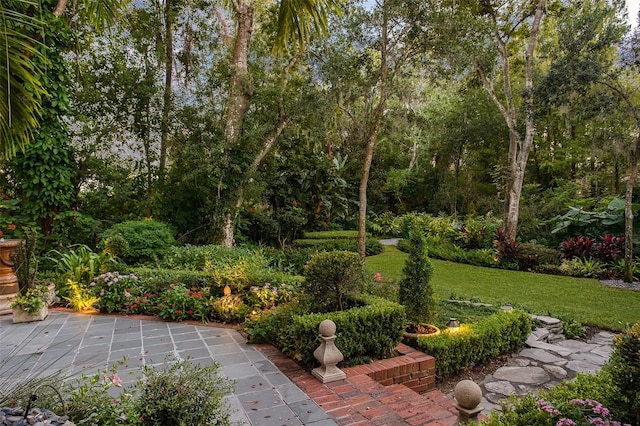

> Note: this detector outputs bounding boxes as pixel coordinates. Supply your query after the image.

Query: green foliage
[50,211,104,248]
[518,243,560,268]
[554,314,587,340]
[13,230,39,293]
[61,358,233,426]
[157,244,260,271]
[246,282,296,311]
[99,220,176,264]
[482,371,621,426]
[63,366,138,426]
[64,279,98,311]
[607,321,640,425]
[210,295,250,323]
[368,212,401,237]
[128,267,213,294]
[302,230,365,239]
[559,258,605,278]
[293,238,384,256]
[10,285,49,316]
[157,283,209,322]
[545,198,629,236]
[48,245,113,299]
[8,12,77,237]
[265,247,320,275]
[415,310,532,380]
[398,233,436,323]
[90,271,142,314]
[303,250,364,311]
[245,295,405,367]
[134,358,233,426]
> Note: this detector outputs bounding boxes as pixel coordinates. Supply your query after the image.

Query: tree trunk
[159,0,174,186]
[220,0,254,247]
[624,130,640,283]
[476,0,546,242]
[357,1,389,261]
[225,1,254,147]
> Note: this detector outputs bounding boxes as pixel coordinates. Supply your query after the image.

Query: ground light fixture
[446,317,460,330]
[501,304,514,312]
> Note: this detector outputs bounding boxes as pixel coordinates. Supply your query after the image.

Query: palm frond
[274,0,344,52]
[0,1,47,160]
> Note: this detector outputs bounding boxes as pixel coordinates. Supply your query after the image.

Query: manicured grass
[366,245,640,331]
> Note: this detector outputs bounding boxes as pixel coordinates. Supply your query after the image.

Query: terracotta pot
[0,239,20,295]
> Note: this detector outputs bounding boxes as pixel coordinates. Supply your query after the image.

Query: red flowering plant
[157,283,209,322]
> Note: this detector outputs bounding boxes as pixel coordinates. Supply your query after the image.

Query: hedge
[415,310,532,380]
[293,238,384,256]
[245,294,405,367]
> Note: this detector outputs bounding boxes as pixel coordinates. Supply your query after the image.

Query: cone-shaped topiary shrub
[398,232,436,324]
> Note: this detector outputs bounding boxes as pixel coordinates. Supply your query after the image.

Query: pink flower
[111,373,123,387]
[374,273,382,282]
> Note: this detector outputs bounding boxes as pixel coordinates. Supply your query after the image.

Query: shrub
[246,282,296,311]
[157,283,209,322]
[482,371,621,426]
[559,258,604,278]
[63,367,138,426]
[592,234,625,263]
[293,238,384,256]
[90,271,142,314]
[518,242,560,269]
[210,295,250,323]
[415,310,532,380]
[99,220,176,264]
[398,233,435,324]
[157,244,261,271]
[127,267,212,294]
[48,244,113,299]
[245,295,405,367]
[560,236,595,260]
[607,321,640,425]
[134,358,233,426]
[265,247,320,275]
[301,230,364,239]
[494,228,520,268]
[303,251,364,312]
[461,248,497,267]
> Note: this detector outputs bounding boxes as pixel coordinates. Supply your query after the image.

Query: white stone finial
[454,379,483,424]
[311,319,346,383]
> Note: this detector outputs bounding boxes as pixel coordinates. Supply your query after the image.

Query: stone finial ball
[318,319,337,337]
[454,379,482,409]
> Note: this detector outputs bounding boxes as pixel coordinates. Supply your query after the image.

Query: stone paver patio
[1,310,615,425]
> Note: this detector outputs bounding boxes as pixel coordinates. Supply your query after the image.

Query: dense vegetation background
[2,0,640,258]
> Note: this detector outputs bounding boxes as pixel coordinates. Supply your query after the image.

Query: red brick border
[343,343,436,394]
[254,343,458,426]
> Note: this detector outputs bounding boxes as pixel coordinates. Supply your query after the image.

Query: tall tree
[406,0,548,241]
[219,0,343,246]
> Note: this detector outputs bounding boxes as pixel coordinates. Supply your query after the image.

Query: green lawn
[366,245,640,331]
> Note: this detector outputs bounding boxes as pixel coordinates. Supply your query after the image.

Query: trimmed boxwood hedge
[414,309,532,380]
[293,238,384,256]
[245,294,405,367]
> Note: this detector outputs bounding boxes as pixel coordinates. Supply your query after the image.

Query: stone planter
[402,323,440,346]
[12,304,49,323]
[0,239,20,295]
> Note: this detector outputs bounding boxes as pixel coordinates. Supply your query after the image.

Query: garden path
[477,319,615,415]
